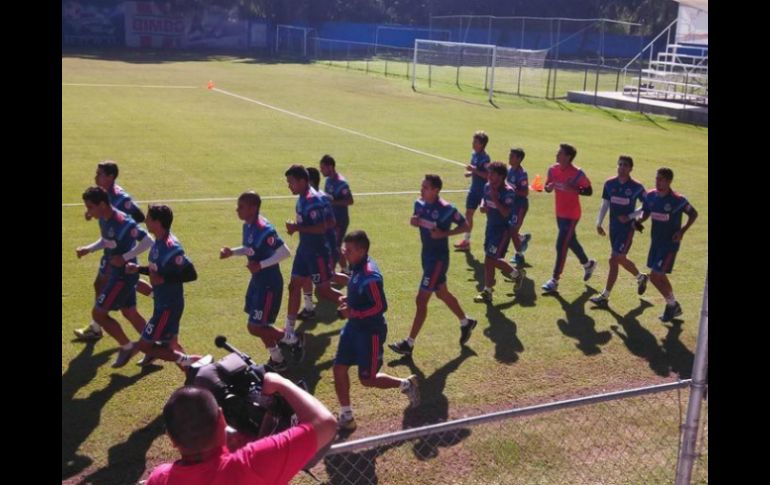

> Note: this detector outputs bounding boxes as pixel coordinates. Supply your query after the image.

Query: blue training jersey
[148,233,192,307]
[413,198,466,256]
[642,190,696,245]
[324,173,352,225]
[469,151,491,192]
[347,256,387,326]
[602,177,646,229]
[243,215,285,283]
[295,187,329,253]
[99,209,148,277]
[506,166,529,203]
[482,182,517,229]
[108,183,143,221]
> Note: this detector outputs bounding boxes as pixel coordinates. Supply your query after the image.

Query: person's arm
[596,199,609,236]
[673,205,698,242]
[159,261,198,284]
[220,246,252,259]
[262,373,336,450]
[247,244,291,274]
[120,234,154,262]
[544,167,554,192]
[576,171,592,196]
[348,279,386,319]
[76,238,106,258]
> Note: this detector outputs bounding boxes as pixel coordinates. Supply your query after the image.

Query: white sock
[89,320,101,331]
[285,317,296,336]
[460,317,470,327]
[400,379,411,391]
[483,286,493,293]
[121,342,132,350]
[637,273,646,281]
[665,295,677,306]
[463,232,471,242]
[340,405,353,416]
[602,289,610,297]
[176,353,190,365]
[268,345,284,361]
[406,337,415,346]
[303,293,315,311]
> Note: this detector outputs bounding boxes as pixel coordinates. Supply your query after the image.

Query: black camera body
[185,351,295,437]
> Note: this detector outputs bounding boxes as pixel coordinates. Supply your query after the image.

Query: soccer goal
[374,25,451,53]
[275,24,317,58]
[412,39,549,101]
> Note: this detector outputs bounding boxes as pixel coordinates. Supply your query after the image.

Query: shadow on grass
[546,286,612,356]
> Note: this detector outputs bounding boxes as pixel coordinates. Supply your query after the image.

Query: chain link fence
[292,381,707,485]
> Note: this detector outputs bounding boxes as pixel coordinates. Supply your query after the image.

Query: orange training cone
[207,80,215,90]
[531,174,544,191]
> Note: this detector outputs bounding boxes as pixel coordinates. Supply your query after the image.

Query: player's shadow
[388,347,475,460]
[463,251,485,291]
[298,297,343,333]
[76,414,165,485]
[286,327,339,394]
[62,342,161,480]
[661,322,695,379]
[482,300,526,364]
[594,299,670,376]
[323,441,403,485]
[546,286,612,355]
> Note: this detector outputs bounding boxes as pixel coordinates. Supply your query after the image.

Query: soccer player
[388,175,477,357]
[220,192,296,370]
[75,186,153,365]
[541,144,597,293]
[284,165,344,353]
[590,156,649,305]
[473,162,525,303]
[636,168,698,322]
[505,147,533,268]
[74,160,151,340]
[454,131,490,252]
[114,204,203,369]
[320,155,354,273]
[334,231,419,433]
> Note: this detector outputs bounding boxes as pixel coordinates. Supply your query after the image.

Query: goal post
[275,24,317,58]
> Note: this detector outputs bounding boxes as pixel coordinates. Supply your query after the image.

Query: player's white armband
[122,236,154,261]
[596,199,610,226]
[259,244,291,269]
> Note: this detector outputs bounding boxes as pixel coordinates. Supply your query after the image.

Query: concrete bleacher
[623,43,708,106]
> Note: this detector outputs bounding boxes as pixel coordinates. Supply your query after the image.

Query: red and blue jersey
[324,173,352,225]
[506,166,529,204]
[321,196,338,254]
[108,183,143,221]
[642,190,696,246]
[483,182,517,229]
[243,215,285,284]
[469,151,491,193]
[98,209,147,277]
[347,256,387,326]
[295,187,328,253]
[413,198,465,257]
[602,177,646,230]
[148,233,192,307]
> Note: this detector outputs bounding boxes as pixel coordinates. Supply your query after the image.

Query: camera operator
[146,372,336,485]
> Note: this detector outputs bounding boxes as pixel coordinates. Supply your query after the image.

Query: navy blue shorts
[142,304,183,342]
[335,321,387,380]
[609,225,635,256]
[465,188,484,210]
[95,274,138,311]
[420,256,448,292]
[291,248,332,284]
[647,243,679,274]
[484,226,512,258]
[245,277,283,326]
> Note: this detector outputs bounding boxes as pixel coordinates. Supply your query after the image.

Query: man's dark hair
[473,131,489,148]
[509,148,525,161]
[424,174,442,191]
[488,161,508,178]
[560,143,577,162]
[319,154,336,167]
[163,386,220,452]
[285,164,309,181]
[98,161,119,178]
[307,167,321,189]
[238,191,261,209]
[343,230,370,252]
[657,167,674,181]
[148,204,174,230]
[618,155,634,167]
[82,186,109,205]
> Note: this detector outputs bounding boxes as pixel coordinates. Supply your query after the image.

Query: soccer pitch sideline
[62,51,707,483]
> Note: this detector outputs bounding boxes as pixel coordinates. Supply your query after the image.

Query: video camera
[185,336,298,438]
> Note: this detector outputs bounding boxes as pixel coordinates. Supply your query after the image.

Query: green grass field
[62,50,707,484]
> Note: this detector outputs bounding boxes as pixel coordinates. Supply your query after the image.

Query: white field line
[62,83,197,89]
[61,189,468,207]
[211,87,467,168]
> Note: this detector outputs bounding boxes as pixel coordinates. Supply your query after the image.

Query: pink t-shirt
[547,163,591,220]
[147,423,317,485]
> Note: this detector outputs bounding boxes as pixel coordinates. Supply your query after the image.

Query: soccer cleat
[459,319,478,345]
[473,289,493,303]
[453,239,471,251]
[513,268,526,292]
[659,302,683,323]
[297,308,316,320]
[402,374,420,408]
[541,279,559,293]
[266,357,288,372]
[74,326,103,341]
[637,274,649,296]
[583,259,597,282]
[337,412,357,432]
[112,344,137,369]
[519,233,532,253]
[137,354,158,367]
[589,293,609,305]
[388,339,414,356]
[513,253,526,268]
